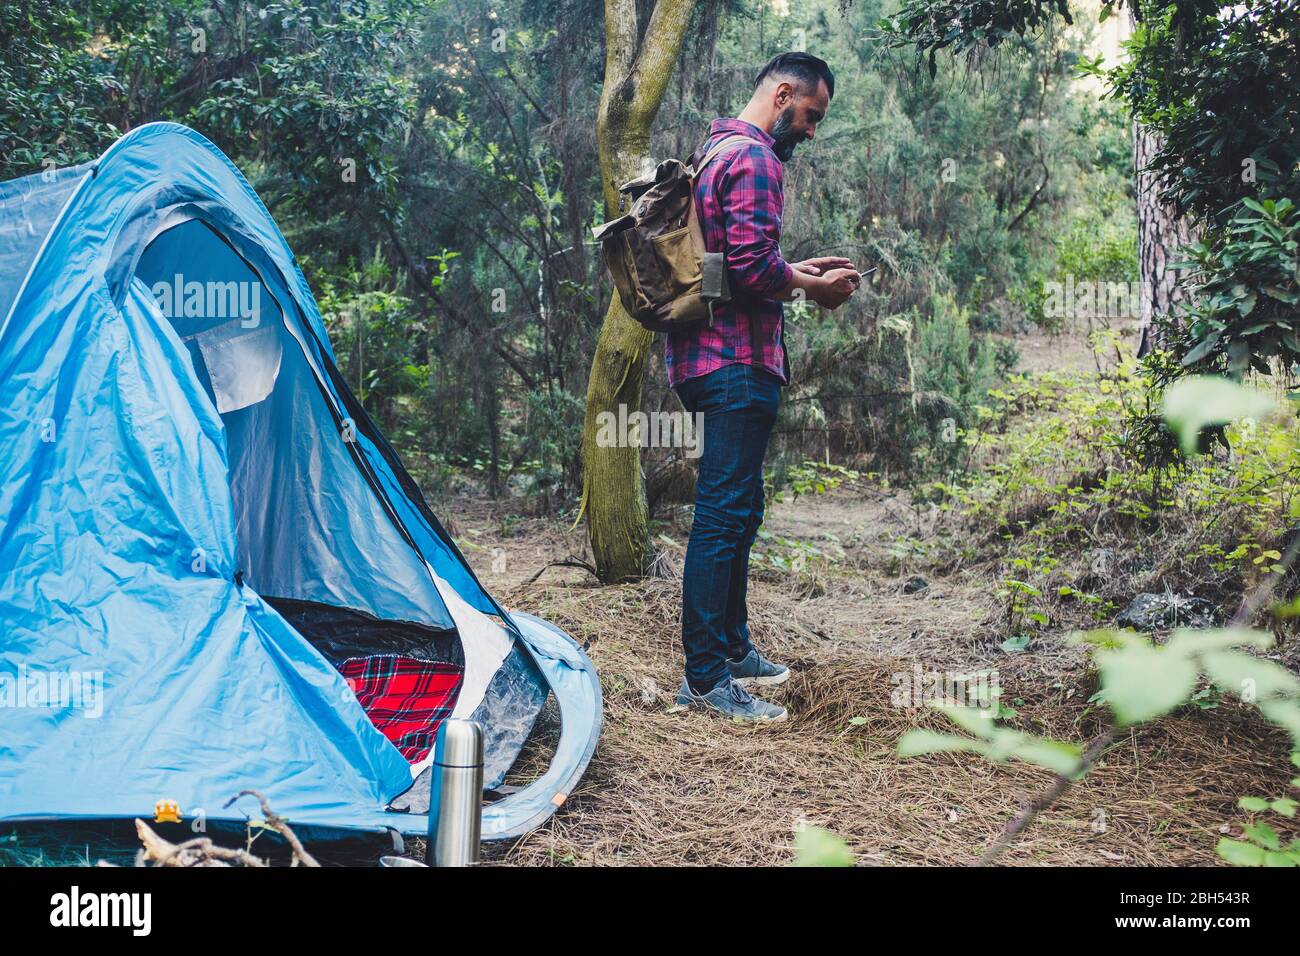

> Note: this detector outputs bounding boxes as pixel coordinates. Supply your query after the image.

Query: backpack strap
[687,135,764,254]
[689,134,763,178]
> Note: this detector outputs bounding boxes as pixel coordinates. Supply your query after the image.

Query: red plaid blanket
[339,655,464,763]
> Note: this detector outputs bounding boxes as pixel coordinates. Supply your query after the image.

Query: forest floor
[455,485,1291,867]
[447,319,1298,867]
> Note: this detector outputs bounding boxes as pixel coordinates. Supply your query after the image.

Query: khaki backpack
[592,135,760,333]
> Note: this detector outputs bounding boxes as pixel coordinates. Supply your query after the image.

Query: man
[670,52,859,721]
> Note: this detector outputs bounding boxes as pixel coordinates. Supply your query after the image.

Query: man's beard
[770,106,802,161]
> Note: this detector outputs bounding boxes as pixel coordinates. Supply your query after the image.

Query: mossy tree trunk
[581,0,696,582]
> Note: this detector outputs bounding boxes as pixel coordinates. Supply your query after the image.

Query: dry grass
[476,567,1297,867]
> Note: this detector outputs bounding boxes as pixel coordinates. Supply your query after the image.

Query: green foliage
[1171,199,1300,379]
[898,705,1083,775]
[741,0,1125,477]
[792,826,855,867]
[1110,1,1300,228]
[770,459,860,503]
[1160,376,1279,457]
[1116,1,1300,376]
[1074,626,1300,727]
[5,0,1128,496]
[884,0,1300,239]
[754,528,843,577]
[1017,198,1140,331]
[899,624,1300,863]
[881,0,1073,78]
[913,295,1009,472]
[1057,209,1139,289]
[923,350,1299,642]
[882,0,1300,377]
[0,1,127,168]
[318,253,425,434]
[1217,754,1300,867]
[511,387,585,503]
[904,363,1300,863]
[1,0,421,213]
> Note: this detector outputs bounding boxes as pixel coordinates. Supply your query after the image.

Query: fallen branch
[134,819,266,867]
[977,728,1118,867]
[522,558,600,587]
[223,789,321,867]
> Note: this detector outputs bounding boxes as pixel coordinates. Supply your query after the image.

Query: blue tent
[0,123,600,840]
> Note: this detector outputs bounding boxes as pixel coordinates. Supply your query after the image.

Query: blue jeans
[674,363,781,693]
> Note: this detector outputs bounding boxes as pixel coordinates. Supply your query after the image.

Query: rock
[1115,592,1221,631]
[902,575,929,594]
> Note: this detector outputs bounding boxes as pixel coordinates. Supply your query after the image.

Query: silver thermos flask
[426,718,483,866]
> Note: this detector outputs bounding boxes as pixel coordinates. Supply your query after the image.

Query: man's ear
[774,81,794,107]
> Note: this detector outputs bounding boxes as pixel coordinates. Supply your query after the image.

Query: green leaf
[792,826,854,867]
[938,705,1002,740]
[1166,627,1273,656]
[1096,642,1199,725]
[1242,821,1282,850]
[1270,798,1298,818]
[1217,837,1266,866]
[896,728,984,757]
[1258,700,1300,748]
[1202,650,1300,699]
[1238,796,1271,812]
[1161,377,1277,456]
[1180,333,1221,366]
[1003,736,1084,776]
[1001,634,1031,654]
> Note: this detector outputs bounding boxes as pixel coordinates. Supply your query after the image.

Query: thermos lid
[433,718,484,769]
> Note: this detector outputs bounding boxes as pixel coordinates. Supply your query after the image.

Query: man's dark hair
[754,52,834,101]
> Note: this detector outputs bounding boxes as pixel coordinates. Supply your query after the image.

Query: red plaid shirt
[665,118,794,387]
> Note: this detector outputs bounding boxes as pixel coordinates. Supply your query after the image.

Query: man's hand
[778,261,861,308]
[792,256,855,277]
[809,267,860,309]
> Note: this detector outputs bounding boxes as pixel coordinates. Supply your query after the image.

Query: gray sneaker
[676,677,788,722]
[727,647,790,687]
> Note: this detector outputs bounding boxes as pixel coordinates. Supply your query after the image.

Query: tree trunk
[1128,5,1196,357]
[1133,119,1196,356]
[581,0,696,582]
